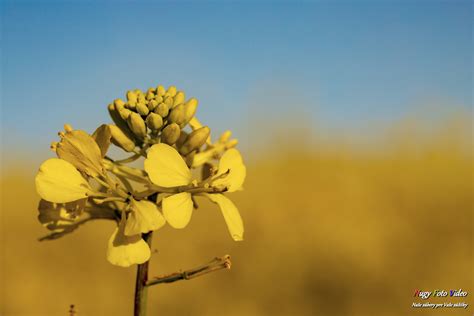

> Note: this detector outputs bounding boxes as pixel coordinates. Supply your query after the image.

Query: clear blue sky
[1,0,472,159]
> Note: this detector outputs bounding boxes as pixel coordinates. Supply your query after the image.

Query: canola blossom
[35,85,246,267]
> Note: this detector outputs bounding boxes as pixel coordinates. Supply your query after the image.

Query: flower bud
[176,130,188,148]
[146,91,155,100]
[161,123,180,145]
[173,91,185,106]
[136,102,149,116]
[167,86,177,97]
[118,107,132,121]
[154,95,163,104]
[156,85,166,96]
[127,112,147,139]
[126,91,138,105]
[180,98,198,127]
[109,124,136,152]
[163,96,173,107]
[148,99,158,111]
[114,99,126,108]
[145,113,163,131]
[168,103,186,125]
[154,103,169,117]
[179,126,210,156]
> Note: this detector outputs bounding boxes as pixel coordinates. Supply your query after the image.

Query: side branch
[146,255,231,287]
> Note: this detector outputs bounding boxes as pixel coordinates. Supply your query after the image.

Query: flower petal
[162,192,193,229]
[106,217,151,267]
[56,130,104,176]
[125,199,166,236]
[35,158,92,203]
[205,193,244,241]
[144,143,192,187]
[212,148,246,192]
[92,124,112,158]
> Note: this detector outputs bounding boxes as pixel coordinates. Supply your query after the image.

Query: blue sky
[1,0,472,158]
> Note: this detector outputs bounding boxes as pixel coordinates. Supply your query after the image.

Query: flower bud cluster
[107,85,210,164]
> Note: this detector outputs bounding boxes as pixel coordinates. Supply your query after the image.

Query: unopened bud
[181,98,198,127]
[114,99,125,108]
[173,91,185,106]
[118,107,132,121]
[126,91,138,105]
[108,104,135,139]
[168,103,186,125]
[176,130,188,148]
[219,130,232,143]
[136,102,149,116]
[146,91,155,100]
[148,99,158,111]
[154,95,163,104]
[146,113,163,130]
[167,86,177,97]
[156,85,166,96]
[161,123,180,145]
[163,96,173,107]
[109,124,136,152]
[179,126,210,155]
[154,103,169,117]
[127,112,147,138]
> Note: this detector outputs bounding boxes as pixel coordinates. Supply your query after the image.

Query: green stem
[134,232,153,316]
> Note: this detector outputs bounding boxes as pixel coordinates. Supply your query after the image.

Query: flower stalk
[134,232,153,316]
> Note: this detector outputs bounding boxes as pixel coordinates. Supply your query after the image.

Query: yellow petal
[56,130,104,176]
[205,193,244,241]
[162,192,193,229]
[212,148,246,192]
[92,124,112,157]
[124,199,166,236]
[106,217,151,267]
[35,158,92,203]
[144,143,192,187]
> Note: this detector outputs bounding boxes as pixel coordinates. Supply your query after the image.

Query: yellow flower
[35,158,93,203]
[144,143,245,240]
[106,214,151,267]
[124,199,166,236]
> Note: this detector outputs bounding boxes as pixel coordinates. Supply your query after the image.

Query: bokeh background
[1,1,472,315]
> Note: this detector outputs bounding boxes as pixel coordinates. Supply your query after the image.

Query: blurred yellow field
[1,116,471,315]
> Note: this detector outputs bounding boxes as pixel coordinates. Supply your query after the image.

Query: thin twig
[146,255,231,287]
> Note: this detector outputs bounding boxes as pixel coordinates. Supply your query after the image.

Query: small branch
[146,255,231,287]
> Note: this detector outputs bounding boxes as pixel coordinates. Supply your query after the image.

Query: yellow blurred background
[1,113,472,316]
